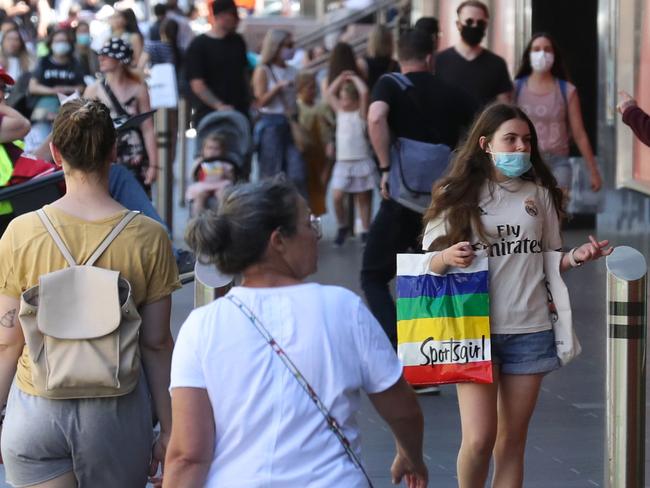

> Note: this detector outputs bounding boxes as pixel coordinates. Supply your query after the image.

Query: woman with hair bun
[0,98,180,486]
[163,179,428,487]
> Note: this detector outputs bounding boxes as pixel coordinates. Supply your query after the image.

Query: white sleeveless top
[336,110,371,161]
[260,64,298,115]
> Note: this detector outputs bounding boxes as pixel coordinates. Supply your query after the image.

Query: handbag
[544,251,581,366]
[567,157,604,214]
[226,294,374,487]
[396,251,493,385]
[385,73,452,214]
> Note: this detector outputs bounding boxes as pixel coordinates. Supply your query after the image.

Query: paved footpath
[1,213,648,486]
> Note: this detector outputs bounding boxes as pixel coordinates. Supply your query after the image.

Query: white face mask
[530,50,554,72]
[280,47,295,61]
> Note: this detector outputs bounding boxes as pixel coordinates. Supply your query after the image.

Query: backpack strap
[385,73,443,142]
[558,78,568,106]
[84,211,140,266]
[514,76,527,103]
[386,72,413,91]
[36,208,77,267]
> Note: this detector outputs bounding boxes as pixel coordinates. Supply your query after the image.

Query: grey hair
[185,179,300,274]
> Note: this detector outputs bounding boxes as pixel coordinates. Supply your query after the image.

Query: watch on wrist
[379,166,390,173]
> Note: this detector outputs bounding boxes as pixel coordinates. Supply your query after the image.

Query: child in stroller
[186,133,237,215]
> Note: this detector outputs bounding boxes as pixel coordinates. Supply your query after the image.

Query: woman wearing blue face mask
[421,103,613,488]
[251,29,307,196]
[74,21,99,79]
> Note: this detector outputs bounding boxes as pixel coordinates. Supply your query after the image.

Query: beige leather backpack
[19,209,142,399]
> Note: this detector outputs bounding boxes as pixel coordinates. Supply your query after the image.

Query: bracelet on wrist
[379,166,390,173]
[440,250,447,266]
[568,247,583,268]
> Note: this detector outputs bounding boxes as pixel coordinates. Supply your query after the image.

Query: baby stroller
[187,110,253,214]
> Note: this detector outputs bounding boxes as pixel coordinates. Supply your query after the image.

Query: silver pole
[193,274,233,307]
[605,246,647,488]
[155,108,174,233]
[178,97,188,207]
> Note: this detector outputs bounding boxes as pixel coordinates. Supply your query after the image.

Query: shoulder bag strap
[84,211,140,266]
[102,79,129,118]
[514,76,527,103]
[386,73,442,141]
[226,294,374,488]
[36,208,77,267]
[265,64,292,115]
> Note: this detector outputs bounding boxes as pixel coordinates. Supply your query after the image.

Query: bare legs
[456,367,545,488]
[492,374,544,488]
[332,189,372,233]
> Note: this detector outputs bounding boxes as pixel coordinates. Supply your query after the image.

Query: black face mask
[460,24,486,46]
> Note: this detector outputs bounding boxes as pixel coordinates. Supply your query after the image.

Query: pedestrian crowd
[0,0,643,486]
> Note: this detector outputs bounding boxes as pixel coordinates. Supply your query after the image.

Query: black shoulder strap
[102,80,129,118]
[385,73,442,141]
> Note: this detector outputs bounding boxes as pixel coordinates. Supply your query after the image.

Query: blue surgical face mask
[488,148,532,178]
[51,41,71,56]
[76,33,91,46]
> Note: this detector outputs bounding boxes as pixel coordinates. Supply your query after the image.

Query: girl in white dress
[326,70,376,246]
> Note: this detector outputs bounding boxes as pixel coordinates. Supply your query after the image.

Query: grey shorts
[2,376,153,488]
[544,154,572,190]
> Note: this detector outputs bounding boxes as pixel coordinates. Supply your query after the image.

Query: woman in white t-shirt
[421,103,612,488]
[163,179,428,488]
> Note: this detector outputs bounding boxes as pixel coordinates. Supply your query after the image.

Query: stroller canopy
[196,111,252,170]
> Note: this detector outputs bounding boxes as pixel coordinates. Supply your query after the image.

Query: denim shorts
[491,329,559,375]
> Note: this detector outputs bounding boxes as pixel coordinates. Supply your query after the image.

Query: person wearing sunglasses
[435,0,512,112]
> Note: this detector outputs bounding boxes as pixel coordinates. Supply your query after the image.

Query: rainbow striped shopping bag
[396,252,493,385]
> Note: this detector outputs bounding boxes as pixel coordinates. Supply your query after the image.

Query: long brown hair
[423,103,564,250]
[515,32,570,81]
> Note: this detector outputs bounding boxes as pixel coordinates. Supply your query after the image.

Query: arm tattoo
[0,309,15,328]
[197,87,221,108]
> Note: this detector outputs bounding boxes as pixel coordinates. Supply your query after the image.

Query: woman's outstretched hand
[573,235,614,263]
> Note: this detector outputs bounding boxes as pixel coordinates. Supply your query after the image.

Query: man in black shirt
[185,0,250,125]
[361,29,474,350]
[435,0,512,110]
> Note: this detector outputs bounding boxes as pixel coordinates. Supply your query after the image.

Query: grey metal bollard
[193,264,233,308]
[155,108,174,233]
[605,246,647,488]
[178,97,188,207]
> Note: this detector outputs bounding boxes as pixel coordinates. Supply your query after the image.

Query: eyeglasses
[310,214,322,239]
[463,18,487,28]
